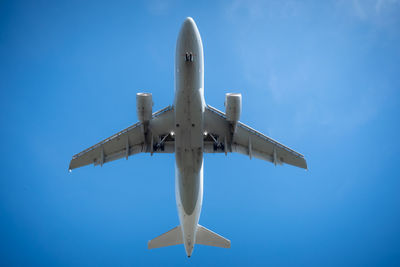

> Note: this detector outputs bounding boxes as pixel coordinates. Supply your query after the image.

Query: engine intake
[136,93,153,123]
[225,93,242,124]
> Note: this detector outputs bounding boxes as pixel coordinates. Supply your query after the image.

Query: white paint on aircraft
[69,17,307,257]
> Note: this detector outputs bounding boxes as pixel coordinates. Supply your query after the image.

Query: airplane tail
[195,225,230,248]
[148,226,183,249]
[148,224,230,249]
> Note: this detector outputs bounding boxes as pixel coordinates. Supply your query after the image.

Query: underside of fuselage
[70,16,306,258]
[174,17,205,257]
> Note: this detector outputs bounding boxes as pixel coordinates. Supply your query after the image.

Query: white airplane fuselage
[174,17,205,257]
[69,16,307,258]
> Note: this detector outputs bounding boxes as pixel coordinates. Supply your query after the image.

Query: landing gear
[185,52,193,62]
[208,133,225,152]
[152,133,172,152]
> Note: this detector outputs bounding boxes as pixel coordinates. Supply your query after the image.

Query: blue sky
[1,0,400,266]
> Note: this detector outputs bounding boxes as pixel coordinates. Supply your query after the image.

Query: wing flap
[204,105,307,169]
[69,106,174,170]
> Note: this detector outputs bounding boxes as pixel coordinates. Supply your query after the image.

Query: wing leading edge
[70,104,307,170]
[69,106,175,170]
[204,105,307,169]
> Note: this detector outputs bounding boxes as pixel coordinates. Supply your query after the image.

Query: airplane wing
[69,106,175,170]
[204,105,307,169]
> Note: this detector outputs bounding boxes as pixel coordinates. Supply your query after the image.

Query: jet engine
[136,93,153,123]
[225,93,242,124]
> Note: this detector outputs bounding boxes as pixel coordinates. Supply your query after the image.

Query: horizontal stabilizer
[195,225,230,248]
[148,226,183,249]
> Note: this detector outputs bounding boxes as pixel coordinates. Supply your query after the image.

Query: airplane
[69,17,307,257]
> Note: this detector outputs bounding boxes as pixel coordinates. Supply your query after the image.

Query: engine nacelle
[225,93,242,124]
[136,93,153,123]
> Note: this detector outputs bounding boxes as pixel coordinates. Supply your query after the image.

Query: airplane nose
[181,17,197,33]
[184,17,195,26]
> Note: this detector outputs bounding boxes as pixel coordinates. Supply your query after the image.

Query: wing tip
[68,161,73,172]
[303,158,308,170]
[68,158,80,172]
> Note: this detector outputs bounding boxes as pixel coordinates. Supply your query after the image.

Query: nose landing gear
[185,52,193,62]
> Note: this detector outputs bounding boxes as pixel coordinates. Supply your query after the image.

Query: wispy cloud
[224,0,301,21]
[293,87,384,136]
[341,0,400,25]
[146,0,173,15]
[220,0,397,136]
